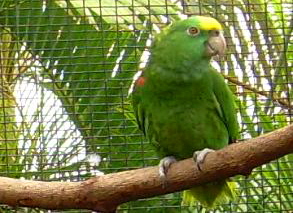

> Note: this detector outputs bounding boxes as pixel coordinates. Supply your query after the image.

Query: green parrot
[132,16,238,208]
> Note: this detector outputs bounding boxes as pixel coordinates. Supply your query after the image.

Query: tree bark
[0,124,292,212]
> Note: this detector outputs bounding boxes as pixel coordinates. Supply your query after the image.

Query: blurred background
[0,0,292,212]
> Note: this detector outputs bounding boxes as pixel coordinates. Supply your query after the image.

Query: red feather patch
[135,76,146,87]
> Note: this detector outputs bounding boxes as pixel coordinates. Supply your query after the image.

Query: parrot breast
[138,69,229,159]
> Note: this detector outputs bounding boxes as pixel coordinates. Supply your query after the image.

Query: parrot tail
[182,179,237,208]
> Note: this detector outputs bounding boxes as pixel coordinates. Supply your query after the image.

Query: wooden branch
[0,125,292,212]
[223,75,291,109]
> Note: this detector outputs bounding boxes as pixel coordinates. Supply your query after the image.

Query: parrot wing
[181,69,239,208]
[210,68,239,143]
[132,76,148,137]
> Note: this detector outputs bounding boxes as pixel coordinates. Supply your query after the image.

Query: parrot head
[151,16,226,69]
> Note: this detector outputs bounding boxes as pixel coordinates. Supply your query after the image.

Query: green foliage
[0,27,21,175]
[0,0,292,212]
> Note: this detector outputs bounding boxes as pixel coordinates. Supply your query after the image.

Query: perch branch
[0,124,292,212]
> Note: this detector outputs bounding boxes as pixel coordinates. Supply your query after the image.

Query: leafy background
[0,0,292,212]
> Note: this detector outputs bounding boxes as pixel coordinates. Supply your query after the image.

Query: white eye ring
[187,27,200,36]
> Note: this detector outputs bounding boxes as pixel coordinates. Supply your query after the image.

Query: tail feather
[182,179,237,208]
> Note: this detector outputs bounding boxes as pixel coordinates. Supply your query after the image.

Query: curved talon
[158,156,177,186]
[193,148,215,171]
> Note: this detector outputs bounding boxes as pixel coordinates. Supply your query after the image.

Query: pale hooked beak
[205,30,226,58]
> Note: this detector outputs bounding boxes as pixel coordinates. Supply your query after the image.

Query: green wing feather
[132,81,152,141]
[132,86,146,135]
[210,69,239,143]
[182,68,238,208]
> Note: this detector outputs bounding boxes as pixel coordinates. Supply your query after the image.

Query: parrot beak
[205,30,226,59]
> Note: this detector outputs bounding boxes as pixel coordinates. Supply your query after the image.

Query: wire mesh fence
[0,0,292,212]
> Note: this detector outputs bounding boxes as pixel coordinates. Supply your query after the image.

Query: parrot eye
[187,27,200,36]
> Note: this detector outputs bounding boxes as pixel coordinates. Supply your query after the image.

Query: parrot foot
[193,148,215,171]
[158,156,177,186]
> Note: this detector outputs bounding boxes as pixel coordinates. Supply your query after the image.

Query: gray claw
[158,156,177,182]
[193,148,215,171]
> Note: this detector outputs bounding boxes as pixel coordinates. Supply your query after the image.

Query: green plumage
[132,16,238,208]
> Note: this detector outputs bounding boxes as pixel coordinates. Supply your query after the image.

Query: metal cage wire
[0,0,292,212]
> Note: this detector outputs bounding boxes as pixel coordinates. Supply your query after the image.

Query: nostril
[214,30,220,36]
[210,30,220,37]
